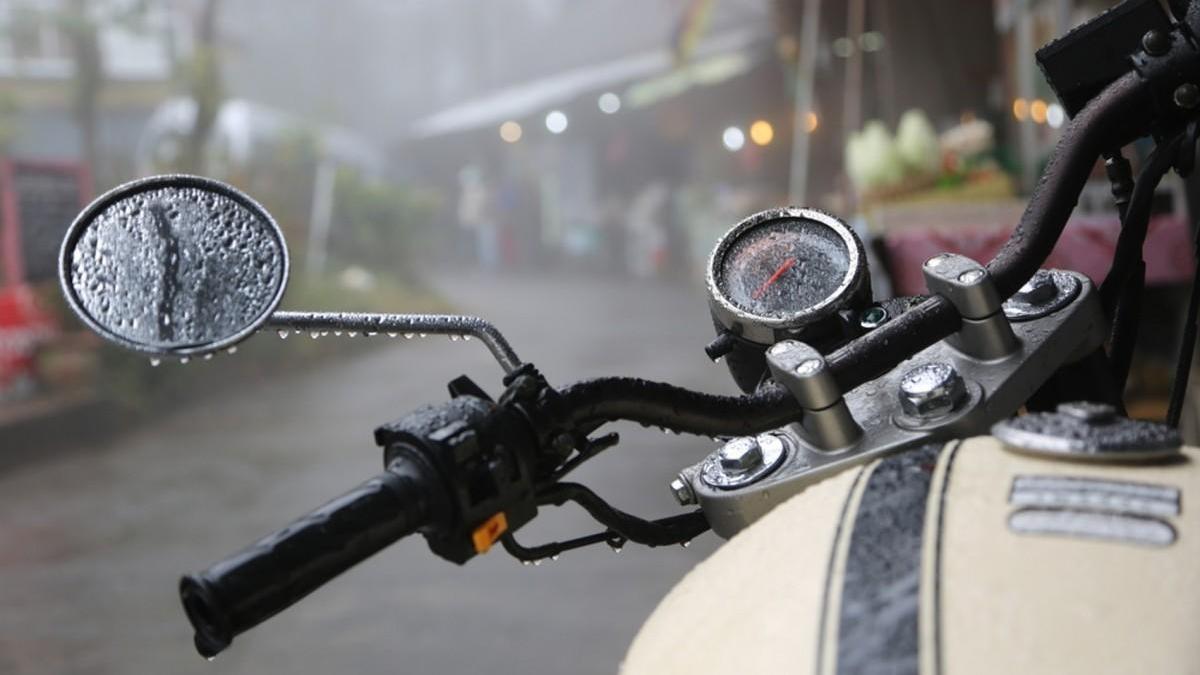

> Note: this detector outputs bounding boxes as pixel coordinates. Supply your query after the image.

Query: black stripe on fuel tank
[835,443,943,675]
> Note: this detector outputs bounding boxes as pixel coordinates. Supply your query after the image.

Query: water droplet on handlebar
[348,331,358,337]
[449,334,460,341]
[387,332,397,338]
[277,329,289,339]
[551,554,560,561]
[333,330,342,336]
[203,353,213,361]
[180,357,190,364]
[462,335,471,341]
[310,331,320,339]
[533,559,543,566]
[521,560,532,566]
[680,540,691,548]
[367,331,378,337]
[226,346,237,355]
[419,333,427,338]
[149,358,161,367]
[404,333,415,339]
[608,542,624,553]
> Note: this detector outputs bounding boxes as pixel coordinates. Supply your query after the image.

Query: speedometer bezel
[706,207,867,344]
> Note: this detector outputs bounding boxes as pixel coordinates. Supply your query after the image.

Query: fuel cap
[992,402,1182,462]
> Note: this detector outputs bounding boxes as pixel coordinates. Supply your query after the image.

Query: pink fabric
[883,214,1196,296]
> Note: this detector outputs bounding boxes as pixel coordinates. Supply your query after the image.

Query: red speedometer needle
[752,257,797,300]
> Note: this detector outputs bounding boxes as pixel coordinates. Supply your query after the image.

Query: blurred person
[626,181,670,279]
[456,164,498,271]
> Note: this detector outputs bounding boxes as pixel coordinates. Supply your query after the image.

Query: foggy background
[1,1,1195,673]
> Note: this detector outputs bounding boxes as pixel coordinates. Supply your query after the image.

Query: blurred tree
[59,0,102,174]
[177,0,223,174]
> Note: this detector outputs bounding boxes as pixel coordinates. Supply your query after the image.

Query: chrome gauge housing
[706,207,869,345]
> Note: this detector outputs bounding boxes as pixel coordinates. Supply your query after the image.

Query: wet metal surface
[0,274,726,675]
[61,176,288,356]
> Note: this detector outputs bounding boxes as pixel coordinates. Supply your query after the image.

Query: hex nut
[718,437,764,474]
[669,476,695,506]
[899,362,967,419]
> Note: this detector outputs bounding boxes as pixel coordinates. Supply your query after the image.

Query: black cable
[1166,231,1200,426]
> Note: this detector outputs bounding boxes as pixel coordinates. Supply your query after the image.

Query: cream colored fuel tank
[622,436,1200,675]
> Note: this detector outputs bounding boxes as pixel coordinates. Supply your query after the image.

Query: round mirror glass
[59,174,289,356]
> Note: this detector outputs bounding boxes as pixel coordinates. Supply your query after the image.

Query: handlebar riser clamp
[765,340,862,451]
[923,254,1019,360]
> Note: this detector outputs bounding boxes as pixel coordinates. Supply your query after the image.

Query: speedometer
[706,207,869,344]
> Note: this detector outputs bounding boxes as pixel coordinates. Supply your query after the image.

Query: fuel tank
[623,436,1200,674]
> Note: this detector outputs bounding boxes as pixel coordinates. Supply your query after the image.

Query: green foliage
[329,169,439,283]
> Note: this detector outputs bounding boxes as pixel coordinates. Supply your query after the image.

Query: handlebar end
[180,574,233,659]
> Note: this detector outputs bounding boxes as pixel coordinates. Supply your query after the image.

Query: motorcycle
[55,0,1200,671]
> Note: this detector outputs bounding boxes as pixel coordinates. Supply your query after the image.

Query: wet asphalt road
[0,274,737,675]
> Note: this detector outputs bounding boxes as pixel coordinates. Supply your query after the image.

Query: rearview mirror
[59,175,289,356]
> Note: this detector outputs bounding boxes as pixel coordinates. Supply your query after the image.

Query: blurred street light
[499,120,523,143]
[1030,98,1048,124]
[750,120,774,145]
[722,126,745,151]
[545,110,569,134]
[832,37,855,58]
[806,111,819,133]
[859,31,885,52]
[1012,97,1029,121]
[598,92,621,114]
[1047,102,1066,129]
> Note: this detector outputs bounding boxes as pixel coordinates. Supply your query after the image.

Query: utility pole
[788,0,822,204]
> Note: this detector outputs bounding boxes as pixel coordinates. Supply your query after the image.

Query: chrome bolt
[794,358,823,376]
[718,437,764,474]
[899,362,967,420]
[1142,29,1170,56]
[669,475,695,505]
[1013,270,1058,306]
[1057,401,1116,424]
[1175,83,1200,109]
[958,269,985,284]
[859,305,889,329]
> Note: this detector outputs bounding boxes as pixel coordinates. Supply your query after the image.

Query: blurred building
[0,0,177,178]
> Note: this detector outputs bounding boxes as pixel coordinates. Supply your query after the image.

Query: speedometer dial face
[716,217,852,319]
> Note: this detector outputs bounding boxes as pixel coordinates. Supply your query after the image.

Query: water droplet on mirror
[149,358,161,367]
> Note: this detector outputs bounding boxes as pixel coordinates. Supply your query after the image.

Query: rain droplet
[462,335,472,341]
[276,329,289,339]
[310,331,320,339]
[366,331,378,337]
[521,560,532,566]
[180,357,190,364]
[533,559,543,566]
[149,358,161,367]
[320,331,330,337]
[387,332,397,338]
[404,333,415,339]
[608,542,624,553]
[419,333,427,338]
[550,554,560,561]
[449,334,460,342]
[203,353,213,361]
[333,331,343,336]
[680,540,691,548]
[226,346,238,355]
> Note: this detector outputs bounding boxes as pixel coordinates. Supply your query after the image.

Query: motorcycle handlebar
[179,459,439,658]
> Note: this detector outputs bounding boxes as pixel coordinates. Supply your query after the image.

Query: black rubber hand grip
[179,463,436,658]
